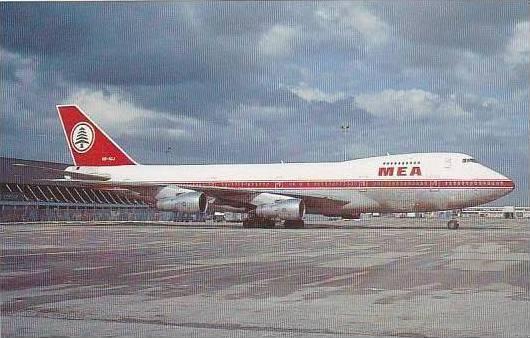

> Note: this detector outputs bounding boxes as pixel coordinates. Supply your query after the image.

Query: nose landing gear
[447,219,459,230]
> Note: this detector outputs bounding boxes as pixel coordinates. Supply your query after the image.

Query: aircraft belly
[367,189,441,212]
[264,189,378,215]
[365,188,503,213]
[208,187,502,214]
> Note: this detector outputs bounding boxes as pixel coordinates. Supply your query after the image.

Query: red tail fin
[56,105,138,166]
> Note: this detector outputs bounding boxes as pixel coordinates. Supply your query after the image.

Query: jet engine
[255,199,305,220]
[155,191,208,213]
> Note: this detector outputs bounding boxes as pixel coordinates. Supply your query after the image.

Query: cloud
[65,88,200,139]
[285,83,344,103]
[0,49,37,84]
[259,25,297,57]
[0,3,267,86]
[315,4,389,47]
[355,89,468,119]
[504,21,530,66]
[379,2,527,55]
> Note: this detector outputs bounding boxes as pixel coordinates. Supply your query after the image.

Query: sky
[1,2,528,205]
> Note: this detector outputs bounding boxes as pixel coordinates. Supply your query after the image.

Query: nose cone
[498,173,515,197]
[497,169,515,189]
[483,165,515,199]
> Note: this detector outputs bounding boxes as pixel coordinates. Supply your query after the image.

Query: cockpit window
[463,158,477,163]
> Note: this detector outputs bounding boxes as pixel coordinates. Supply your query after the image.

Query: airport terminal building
[0,157,192,222]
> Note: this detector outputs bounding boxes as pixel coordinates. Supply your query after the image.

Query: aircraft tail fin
[56,105,138,166]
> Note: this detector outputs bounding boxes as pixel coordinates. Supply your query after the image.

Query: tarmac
[1,218,529,337]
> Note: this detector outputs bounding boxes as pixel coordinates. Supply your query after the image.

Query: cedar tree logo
[70,122,95,153]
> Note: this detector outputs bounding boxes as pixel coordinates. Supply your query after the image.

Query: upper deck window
[463,158,477,163]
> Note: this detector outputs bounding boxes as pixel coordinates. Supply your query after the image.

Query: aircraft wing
[32,177,348,213]
[178,184,349,213]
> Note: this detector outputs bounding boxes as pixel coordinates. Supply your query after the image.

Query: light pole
[340,124,350,161]
[165,146,172,164]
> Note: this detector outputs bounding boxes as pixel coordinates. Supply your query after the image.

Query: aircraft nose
[488,175,515,201]
[499,174,515,194]
[491,166,514,190]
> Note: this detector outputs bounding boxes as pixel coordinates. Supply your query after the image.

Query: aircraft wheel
[243,218,275,228]
[284,220,305,229]
[263,219,276,228]
[447,220,459,230]
[243,219,256,228]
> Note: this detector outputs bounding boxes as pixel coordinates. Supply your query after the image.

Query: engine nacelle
[155,192,208,213]
[255,199,305,221]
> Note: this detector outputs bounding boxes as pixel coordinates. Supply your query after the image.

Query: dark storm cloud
[1,4,89,55]
[369,1,529,95]
[378,1,527,55]
[1,1,528,205]
[0,3,317,85]
[2,3,256,85]
[1,2,369,88]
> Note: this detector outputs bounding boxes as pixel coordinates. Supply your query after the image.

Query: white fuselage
[67,152,514,215]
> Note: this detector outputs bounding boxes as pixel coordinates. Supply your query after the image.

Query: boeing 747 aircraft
[42,105,514,229]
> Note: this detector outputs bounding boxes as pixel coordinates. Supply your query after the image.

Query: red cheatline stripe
[148,180,514,189]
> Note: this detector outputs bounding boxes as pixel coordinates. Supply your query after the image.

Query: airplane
[46,105,514,229]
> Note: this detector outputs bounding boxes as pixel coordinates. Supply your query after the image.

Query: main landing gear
[242,217,305,229]
[283,220,305,229]
[242,217,276,228]
[447,219,459,230]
